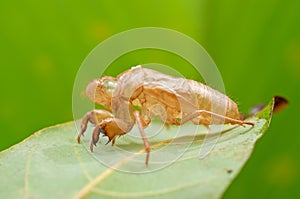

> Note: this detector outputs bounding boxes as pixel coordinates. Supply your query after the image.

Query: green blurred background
[0,0,299,198]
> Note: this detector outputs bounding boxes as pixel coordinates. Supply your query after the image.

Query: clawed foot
[78,116,132,152]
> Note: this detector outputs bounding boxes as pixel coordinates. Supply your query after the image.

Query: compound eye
[103,80,117,93]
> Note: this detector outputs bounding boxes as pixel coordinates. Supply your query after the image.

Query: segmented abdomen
[187,79,240,125]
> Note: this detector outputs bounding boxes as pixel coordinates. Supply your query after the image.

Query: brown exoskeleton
[77,65,254,165]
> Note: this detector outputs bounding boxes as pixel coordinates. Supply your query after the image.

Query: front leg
[77,109,113,143]
[90,118,133,152]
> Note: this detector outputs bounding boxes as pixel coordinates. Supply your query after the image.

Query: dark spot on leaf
[227,169,233,174]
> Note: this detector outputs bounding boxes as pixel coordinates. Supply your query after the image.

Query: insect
[77,65,254,165]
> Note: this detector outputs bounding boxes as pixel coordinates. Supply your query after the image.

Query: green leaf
[0,98,276,199]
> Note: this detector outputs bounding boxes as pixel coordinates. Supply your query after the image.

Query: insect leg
[180,110,254,126]
[90,123,103,152]
[78,109,113,143]
[133,111,151,166]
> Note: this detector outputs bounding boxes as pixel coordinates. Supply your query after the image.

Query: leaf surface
[0,98,275,199]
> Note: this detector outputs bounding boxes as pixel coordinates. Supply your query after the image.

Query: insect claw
[105,140,111,145]
[77,129,86,143]
[92,136,98,147]
[112,137,116,146]
[90,142,94,152]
